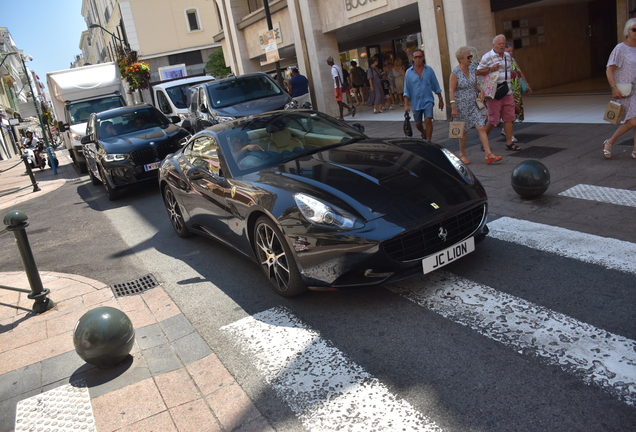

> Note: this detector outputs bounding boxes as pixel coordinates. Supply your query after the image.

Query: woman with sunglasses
[603,18,636,159]
[448,47,502,165]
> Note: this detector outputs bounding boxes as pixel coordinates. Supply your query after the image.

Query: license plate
[422,237,475,274]
[144,161,161,171]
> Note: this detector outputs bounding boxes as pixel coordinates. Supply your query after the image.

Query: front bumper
[285,202,488,288]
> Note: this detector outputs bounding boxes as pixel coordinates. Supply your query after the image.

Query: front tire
[99,166,121,201]
[162,185,191,238]
[253,216,306,297]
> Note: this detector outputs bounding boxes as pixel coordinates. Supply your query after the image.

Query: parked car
[184,72,294,133]
[159,110,489,297]
[81,104,190,200]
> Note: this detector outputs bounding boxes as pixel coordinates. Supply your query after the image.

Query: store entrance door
[588,0,617,78]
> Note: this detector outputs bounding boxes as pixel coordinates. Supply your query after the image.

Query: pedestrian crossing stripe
[389,271,636,407]
[221,306,442,432]
[559,184,636,208]
[487,216,636,274]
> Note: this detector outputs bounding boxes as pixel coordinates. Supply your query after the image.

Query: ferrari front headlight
[294,193,364,230]
[441,148,474,185]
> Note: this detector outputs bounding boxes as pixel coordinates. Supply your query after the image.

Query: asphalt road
[1,119,635,431]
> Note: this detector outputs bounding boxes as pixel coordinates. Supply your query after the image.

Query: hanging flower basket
[122,62,151,91]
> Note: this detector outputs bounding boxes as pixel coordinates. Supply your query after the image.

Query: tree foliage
[206,48,232,78]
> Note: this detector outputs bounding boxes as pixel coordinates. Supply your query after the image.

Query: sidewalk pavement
[0,153,275,432]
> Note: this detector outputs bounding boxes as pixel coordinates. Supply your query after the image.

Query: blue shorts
[413,104,434,124]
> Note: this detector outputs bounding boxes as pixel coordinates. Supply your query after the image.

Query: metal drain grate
[110,274,159,298]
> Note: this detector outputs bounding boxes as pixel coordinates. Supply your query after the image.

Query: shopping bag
[449,121,465,139]
[603,101,624,124]
[403,112,413,137]
[520,78,529,94]
[481,72,499,99]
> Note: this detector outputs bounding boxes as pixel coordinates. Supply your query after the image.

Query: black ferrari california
[158,110,488,297]
[82,104,190,200]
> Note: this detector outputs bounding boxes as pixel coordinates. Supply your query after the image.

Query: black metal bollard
[21,154,40,193]
[3,210,54,313]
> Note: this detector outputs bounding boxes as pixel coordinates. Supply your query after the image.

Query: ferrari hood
[272,141,482,222]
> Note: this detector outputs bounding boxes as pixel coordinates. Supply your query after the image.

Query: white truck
[47,62,127,173]
[150,75,214,126]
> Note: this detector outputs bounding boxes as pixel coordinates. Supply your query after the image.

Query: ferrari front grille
[383,204,486,262]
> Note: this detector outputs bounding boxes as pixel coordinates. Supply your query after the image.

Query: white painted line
[559,184,636,208]
[221,307,442,432]
[15,380,95,431]
[487,216,636,274]
[389,271,636,407]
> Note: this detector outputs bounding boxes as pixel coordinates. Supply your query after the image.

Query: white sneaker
[511,136,518,143]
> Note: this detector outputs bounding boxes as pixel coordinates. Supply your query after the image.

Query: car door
[182,134,233,241]
[197,87,217,131]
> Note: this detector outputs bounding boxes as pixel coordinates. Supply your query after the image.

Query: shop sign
[345,0,388,19]
[262,30,280,64]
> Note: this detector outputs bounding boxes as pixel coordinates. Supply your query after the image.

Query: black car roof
[191,72,273,89]
[94,103,157,119]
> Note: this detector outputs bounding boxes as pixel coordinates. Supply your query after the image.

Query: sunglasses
[464,55,473,60]
[413,55,423,59]
[632,28,636,32]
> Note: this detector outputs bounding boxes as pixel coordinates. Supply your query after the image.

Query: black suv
[185,72,294,133]
[81,104,190,200]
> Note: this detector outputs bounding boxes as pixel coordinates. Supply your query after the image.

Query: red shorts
[486,93,515,124]
[334,87,343,102]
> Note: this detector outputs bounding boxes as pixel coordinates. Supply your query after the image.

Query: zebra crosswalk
[221,215,636,431]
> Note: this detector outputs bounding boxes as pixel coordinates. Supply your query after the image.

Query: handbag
[616,83,634,98]
[403,112,413,137]
[520,77,529,94]
[449,120,465,139]
[494,55,509,100]
[476,96,485,110]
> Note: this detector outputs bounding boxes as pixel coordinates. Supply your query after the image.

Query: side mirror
[57,121,68,132]
[186,166,206,180]
[199,103,208,114]
[170,116,181,124]
[181,119,191,131]
[80,135,94,144]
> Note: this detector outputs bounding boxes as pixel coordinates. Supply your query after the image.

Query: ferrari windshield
[218,111,367,175]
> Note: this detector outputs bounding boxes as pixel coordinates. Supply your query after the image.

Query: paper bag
[449,121,465,139]
[481,72,499,99]
[603,101,624,125]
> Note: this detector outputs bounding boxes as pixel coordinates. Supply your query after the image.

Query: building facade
[214,0,633,120]
[0,28,47,159]
[82,0,224,103]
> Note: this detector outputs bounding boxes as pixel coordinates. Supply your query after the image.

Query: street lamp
[0,51,17,70]
[17,53,57,174]
[89,23,129,51]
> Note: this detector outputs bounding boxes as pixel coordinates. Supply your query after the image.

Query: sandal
[505,143,522,151]
[459,154,471,165]
[602,140,612,159]
[485,153,503,164]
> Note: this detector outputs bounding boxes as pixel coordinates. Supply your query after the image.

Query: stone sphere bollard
[511,160,550,199]
[73,306,135,368]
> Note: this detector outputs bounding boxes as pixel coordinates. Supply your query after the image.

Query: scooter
[22,140,58,170]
